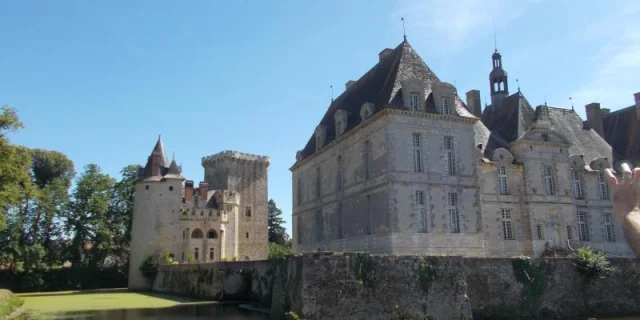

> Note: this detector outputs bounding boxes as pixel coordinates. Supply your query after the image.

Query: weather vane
[516,79,520,92]
[569,97,574,111]
[401,17,406,40]
[330,85,334,102]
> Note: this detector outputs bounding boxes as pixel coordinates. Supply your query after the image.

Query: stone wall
[152,253,640,320]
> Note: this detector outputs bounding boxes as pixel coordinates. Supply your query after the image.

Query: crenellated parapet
[202,150,270,167]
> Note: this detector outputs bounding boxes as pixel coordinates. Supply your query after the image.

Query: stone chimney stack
[635,92,640,119]
[184,180,194,202]
[379,48,393,62]
[199,181,208,202]
[585,102,604,137]
[465,90,482,117]
[345,80,356,90]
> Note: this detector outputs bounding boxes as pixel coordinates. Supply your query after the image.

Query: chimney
[199,181,208,202]
[184,180,194,202]
[378,48,393,62]
[585,102,604,137]
[600,108,610,117]
[465,90,482,117]
[345,80,356,90]
[635,92,640,119]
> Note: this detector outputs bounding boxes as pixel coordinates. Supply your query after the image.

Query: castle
[290,38,637,258]
[128,137,270,289]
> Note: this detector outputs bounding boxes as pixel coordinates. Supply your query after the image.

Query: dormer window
[360,102,375,122]
[334,109,348,138]
[442,98,451,115]
[410,93,419,111]
[315,125,327,151]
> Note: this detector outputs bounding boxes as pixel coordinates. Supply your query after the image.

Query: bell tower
[489,49,509,108]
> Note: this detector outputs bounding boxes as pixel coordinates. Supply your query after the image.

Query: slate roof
[481,91,613,165]
[602,105,639,163]
[295,39,476,164]
[545,107,613,165]
[481,92,536,142]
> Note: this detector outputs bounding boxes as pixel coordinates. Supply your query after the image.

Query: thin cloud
[568,1,640,113]
[392,0,535,53]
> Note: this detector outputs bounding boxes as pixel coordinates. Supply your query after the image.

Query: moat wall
[151,253,640,320]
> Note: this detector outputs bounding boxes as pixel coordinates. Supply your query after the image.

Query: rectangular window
[336,156,343,191]
[316,167,322,198]
[194,247,199,261]
[536,224,544,240]
[297,178,303,205]
[577,211,589,241]
[603,213,614,242]
[245,206,252,217]
[448,192,460,233]
[497,166,509,195]
[413,133,423,173]
[365,195,372,235]
[337,203,343,239]
[501,209,514,240]
[566,225,573,241]
[363,140,372,180]
[416,191,426,233]
[315,210,323,242]
[571,170,583,199]
[444,136,456,175]
[296,216,302,245]
[181,251,185,261]
[597,172,609,200]
[543,165,556,195]
[410,93,419,111]
[336,120,344,137]
[442,98,450,115]
[209,248,214,261]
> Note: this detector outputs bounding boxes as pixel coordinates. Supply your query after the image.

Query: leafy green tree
[268,199,289,245]
[268,242,292,259]
[65,164,115,269]
[107,164,141,266]
[0,106,28,232]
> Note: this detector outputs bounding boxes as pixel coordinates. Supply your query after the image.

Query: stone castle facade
[128,137,270,289]
[290,39,637,258]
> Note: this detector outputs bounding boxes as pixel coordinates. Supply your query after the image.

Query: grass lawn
[18,288,212,314]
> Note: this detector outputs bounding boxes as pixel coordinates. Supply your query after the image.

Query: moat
[24,304,268,320]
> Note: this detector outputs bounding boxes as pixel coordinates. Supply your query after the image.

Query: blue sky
[4,0,639,235]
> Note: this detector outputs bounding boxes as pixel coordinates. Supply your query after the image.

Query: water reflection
[27,303,269,320]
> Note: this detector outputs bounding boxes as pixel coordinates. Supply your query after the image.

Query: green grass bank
[0,289,24,318]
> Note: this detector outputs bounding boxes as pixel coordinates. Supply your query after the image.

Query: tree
[107,164,141,266]
[268,199,289,245]
[0,106,28,232]
[65,164,115,269]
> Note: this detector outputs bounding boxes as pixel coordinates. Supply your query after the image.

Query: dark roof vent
[345,80,356,90]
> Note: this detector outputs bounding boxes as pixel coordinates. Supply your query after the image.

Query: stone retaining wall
[152,253,640,320]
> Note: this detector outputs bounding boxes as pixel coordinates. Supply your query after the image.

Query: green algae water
[23,303,268,319]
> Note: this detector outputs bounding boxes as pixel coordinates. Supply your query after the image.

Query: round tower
[128,137,184,290]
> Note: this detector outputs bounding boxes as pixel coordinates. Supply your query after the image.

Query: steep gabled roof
[602,105,639,163]
[481,92,536,142]
[296,39,475,164]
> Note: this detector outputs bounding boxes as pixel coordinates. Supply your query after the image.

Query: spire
[401,17,407,41]
[151,135,170,169]
[168,158,180,175]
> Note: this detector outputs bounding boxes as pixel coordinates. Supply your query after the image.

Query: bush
[268,242,291,259]
[139,255,159,280]
[573,247,615,281]
[0,289,23,317]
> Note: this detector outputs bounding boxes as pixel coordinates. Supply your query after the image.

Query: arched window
[191,228,203,239]
[207,229,218,239]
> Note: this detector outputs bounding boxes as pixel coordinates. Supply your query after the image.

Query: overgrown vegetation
[0,107,139,292]
[139,255,158,280]
[269,241,292,259]
[391,304,433,320]
[417,257,439,293]
[512,256,549,312]
[353,253,377,289]
[572,246,615,281]
[0,289,23,317]
[283,311,302,320]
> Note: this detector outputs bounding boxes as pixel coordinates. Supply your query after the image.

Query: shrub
[268,242,291,259]
[573,247,615,281]
[0,289,24,317]
[139,255,159,280]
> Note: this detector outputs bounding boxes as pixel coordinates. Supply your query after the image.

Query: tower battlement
[202,150,270,166]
